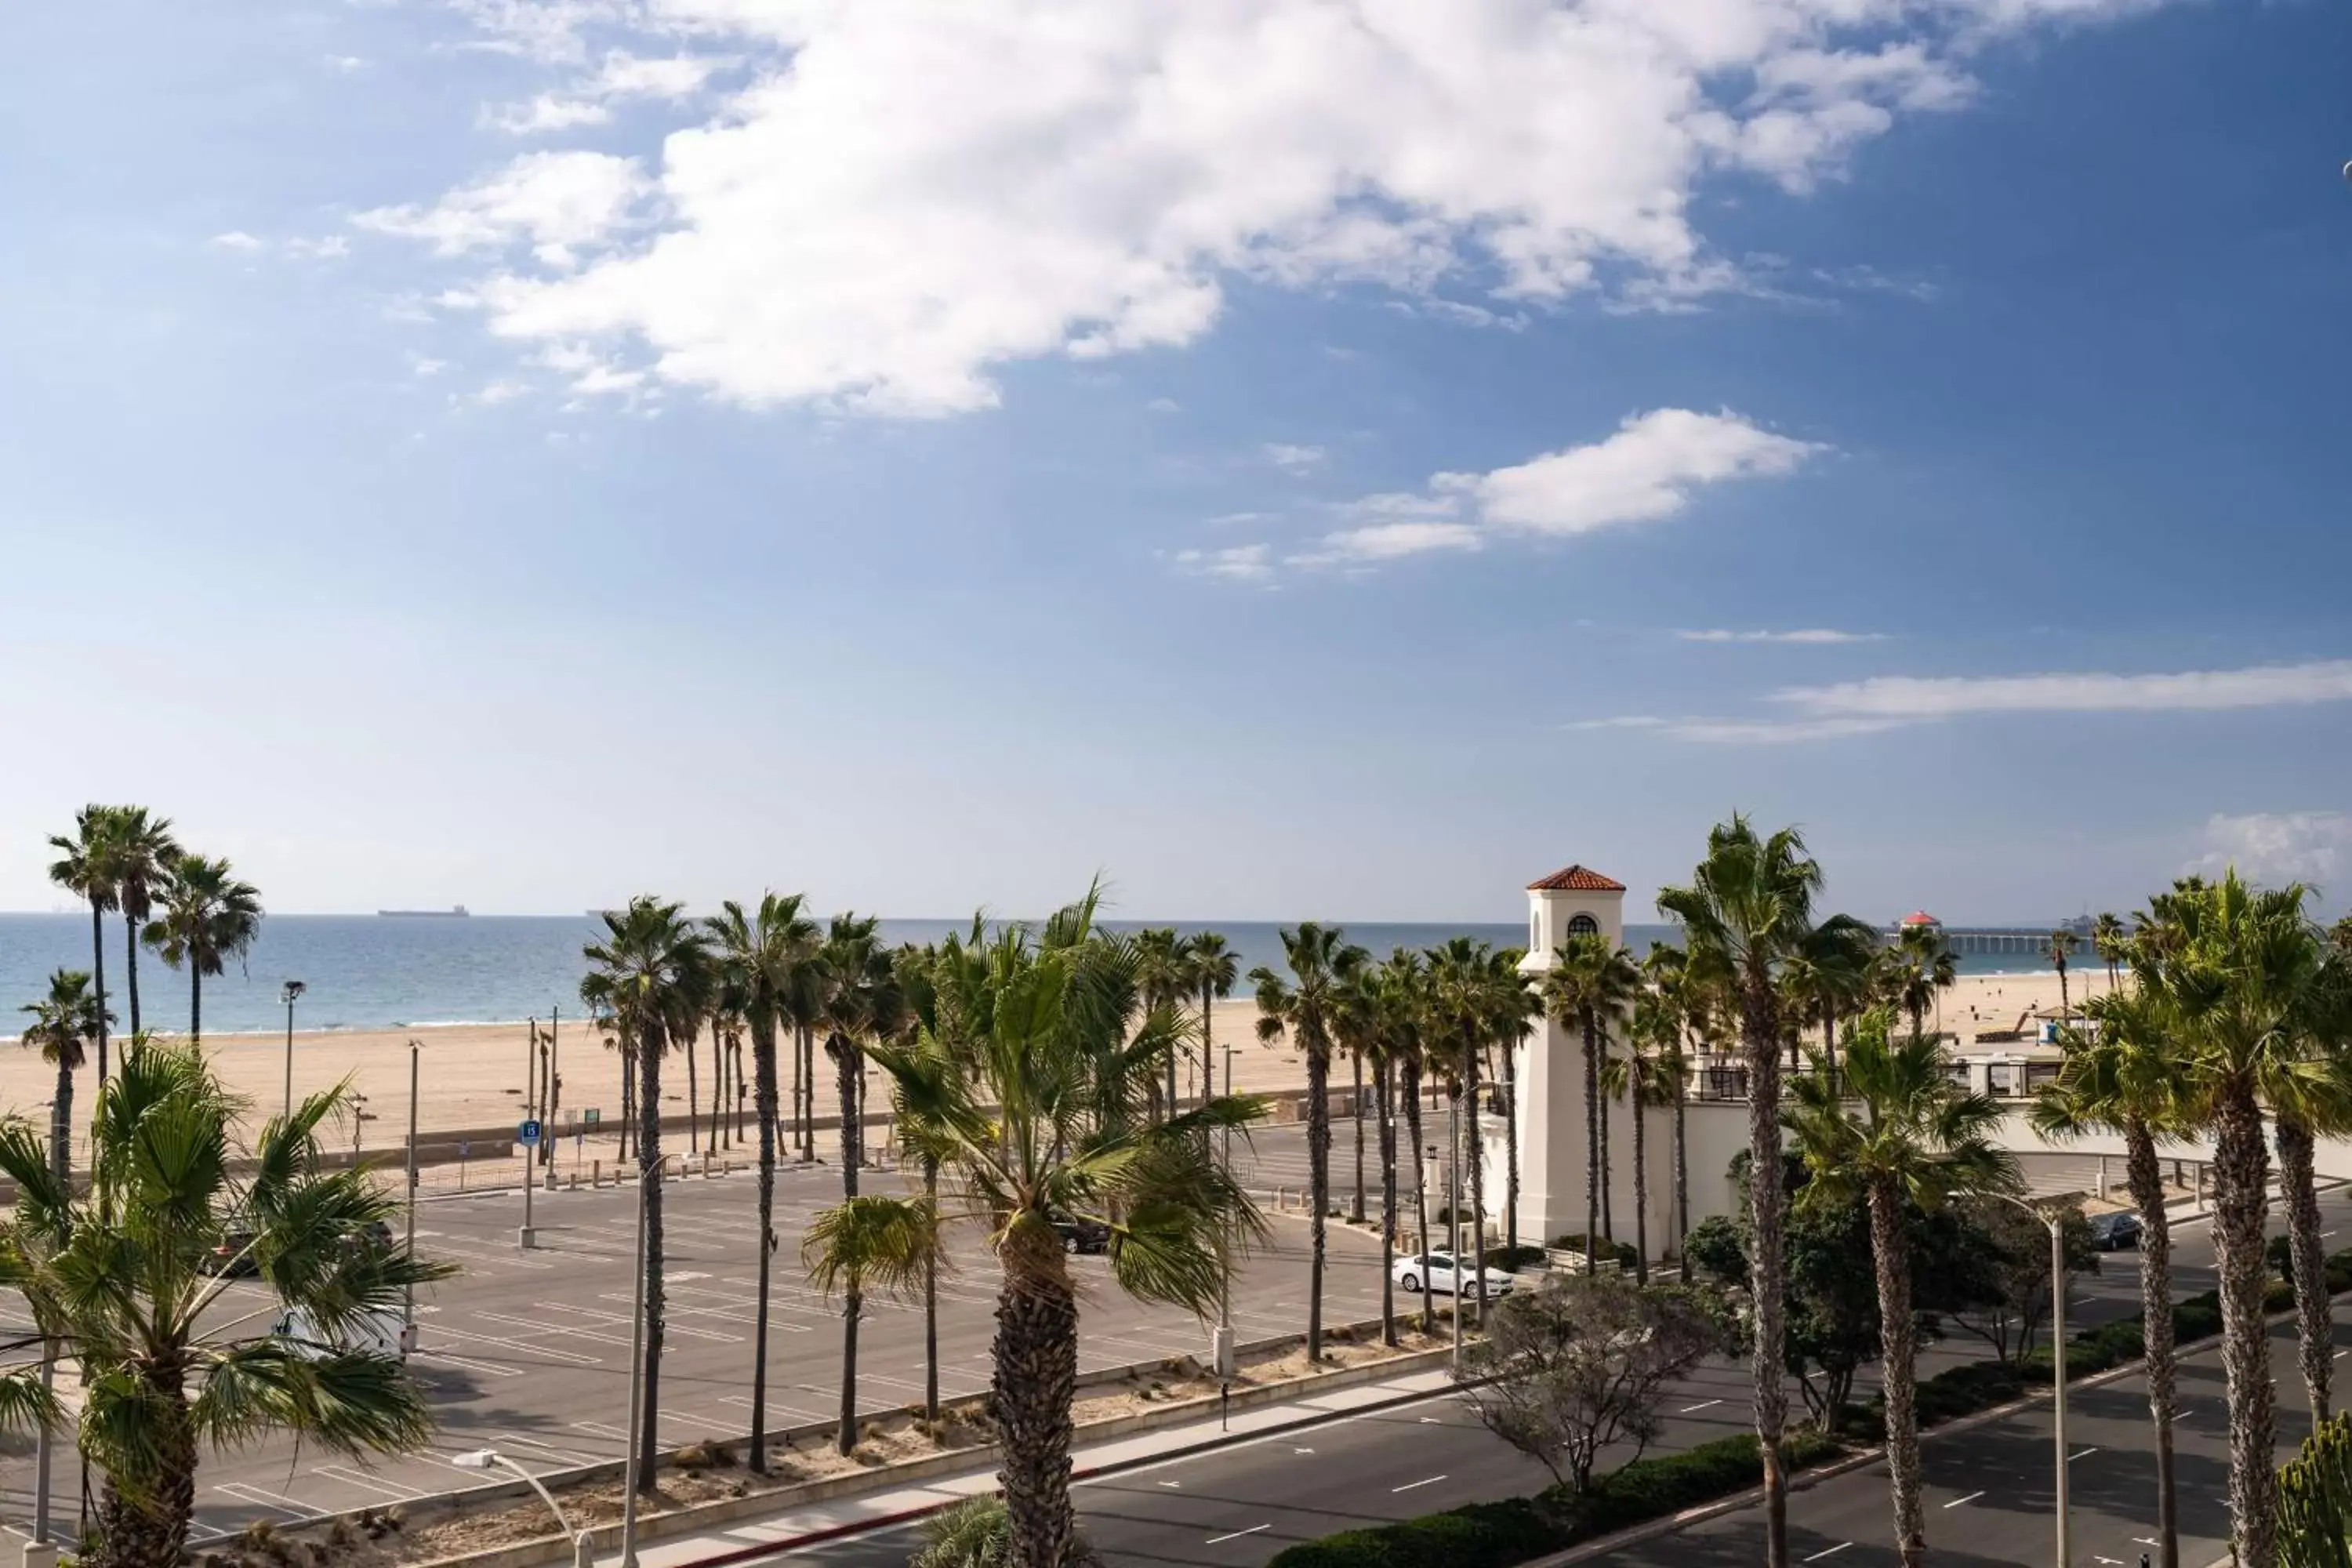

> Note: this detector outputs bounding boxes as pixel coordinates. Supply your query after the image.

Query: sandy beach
[0,964,2114,1159]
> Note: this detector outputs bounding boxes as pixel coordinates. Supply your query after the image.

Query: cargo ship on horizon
[377,906,470,917]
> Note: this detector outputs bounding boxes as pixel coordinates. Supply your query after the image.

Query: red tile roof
[1527,865,1626,893]
[1901,910,1941,926]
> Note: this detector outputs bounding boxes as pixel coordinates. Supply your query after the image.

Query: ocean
[0,912,2049,1038]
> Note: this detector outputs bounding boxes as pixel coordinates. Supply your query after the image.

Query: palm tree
[1622,988,1686,1287]
[2049,925,2081,1021]
[2274,966,2352,1426]
[776,930,833,1165]
[0,1040,449,1568]
[1184,932,1240,1105]
[803,1195,938,1454]
[1425,938,1508,1322]
[1133,927,1186,1121]
[854,892,1266,1566]
[109,808,180,1040]
[2031,983,2194,1568]
[1785,1014,2017,1568]
[46,806,121,1087]
[2149,870,2329,1568]
[1784,920,1877,1083]
[706,893,818,1473]
[1642,945,1698,1279]
[1658,815,1857,1568]
[1485,948,1539,1257]
[1330,961,1393,1343]
[1378,949,1438,1334]
[816,913,905,1431]
[1252,924,1358,1362]
[1542,935,1639,1275]
[141,854,263,1042]
[2092,911,2128,994]
[582,897,712,1490]
[18,970,107,1182]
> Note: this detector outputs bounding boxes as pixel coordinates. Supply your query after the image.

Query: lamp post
[620,1167,650,1568]
[280,981,306,1120]
[1991,1191,2073,1568]
[1446,1097,1462,1375]
[404,1040,421,1354]
[452,1450,590,1568]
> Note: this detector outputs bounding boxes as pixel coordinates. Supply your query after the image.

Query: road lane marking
[2068,1447,2100,1461]
[1679,1399,1723,1413]
[1206,1525,1270,1544]
[215,1483,322,1519]
[1802,1546,1852,1562]
[313,1465,431,1501]
[1159,1482,1181,1489]
[1943,1491,1984,1508]
[1392,1475,1447,1493]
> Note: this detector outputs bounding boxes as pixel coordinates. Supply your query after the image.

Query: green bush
[1269,1497,1561,1568]
[1547,1235,1640,1271]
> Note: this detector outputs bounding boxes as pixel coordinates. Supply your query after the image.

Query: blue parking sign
[518,1119,543,1145]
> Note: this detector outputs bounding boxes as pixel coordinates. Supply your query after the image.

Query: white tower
[1506,865,1625,1247]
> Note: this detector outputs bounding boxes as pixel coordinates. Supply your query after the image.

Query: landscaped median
[216,1312,1468,1568]
[1262,1246,2352,1568]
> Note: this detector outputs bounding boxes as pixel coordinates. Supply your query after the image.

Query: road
[0,1127,1384,1543]
[775,1182,2347,1568]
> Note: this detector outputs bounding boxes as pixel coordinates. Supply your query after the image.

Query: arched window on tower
[1566,913,1600,938]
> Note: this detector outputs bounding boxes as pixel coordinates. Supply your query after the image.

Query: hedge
[1548,1235,1642,1271]
[1265,1429,1847,1568]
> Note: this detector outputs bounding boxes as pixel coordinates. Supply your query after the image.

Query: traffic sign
[583,1108,601,1127]
[518,1119,543,1145]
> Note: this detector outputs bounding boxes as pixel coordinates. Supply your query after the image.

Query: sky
[3,0,2350,926]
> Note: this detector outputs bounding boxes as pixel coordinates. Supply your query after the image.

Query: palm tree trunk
[51,1060,72,1186]
[1867,1178,1925,1568]
[1630,1078,1649,1286]
[2213,1085,2279,1568]
[830,1032,862,1445]
[1350,1052,1367,1225]
[2278,1112,2331,1421]
[1403,1059,1433,1335]
[789,1024,804,1163]
[2124,1118,2179,1568]
[1201,985,1215,1102]
[1743,971,1791,1568]
[619,1044,635,1163]
[924,1156,941,1421]
[89,898,109,1087]
[190,967,201,1044]
[1599,1056,1613,1245]
[1377,1057,1397,1347]
[1463,1036,1488,1323]
[749,1014,780,1475]
[994,1220,1081,1568]
[91,1369,193,1568]
[123,915,142,1039]
[1820,1007,1838,1093]
[687,1030,701,1154]
[1501,1030,1519,1258]
[1672,1076,1690,1283]
[635,1023,668,1492]
[837,1283,862,1456]
[1582,1017,1600,1274]
[1305,1044,1330,1361]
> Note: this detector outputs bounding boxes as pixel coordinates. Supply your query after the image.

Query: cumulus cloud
[1171,543,1274,583]
[1262,443,1327,473]
[363,0,2169,416]
[1297,409,1820,569]
[487,52,725,133]
[2189,811,2352,888]
[354,150,651,268]
[1585,659,2352,742]
[1679,627,1886,643]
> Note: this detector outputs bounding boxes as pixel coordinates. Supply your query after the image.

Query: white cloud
[1679,627,1885,644]
[488,51,724,133]
[409,355,451,377]
[323,54,369,74]
[1308,408,1820,567]
[371,0,2167,415]
[210,231,266,252]
[2190,811,2352,887]
[353,151,651,268]
[1584,658,2352,743]
[1145,397,1181,413]
[1171,543,1274,583]
[1261,443,1326,473]
[284,234,351,260]
[1205,510,1272,528]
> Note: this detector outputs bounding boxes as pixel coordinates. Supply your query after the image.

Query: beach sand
[0,964,2114,1157]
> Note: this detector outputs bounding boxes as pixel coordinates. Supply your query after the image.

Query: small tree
[1455,1274,1730,1495]
[1944,1197,2098,1370]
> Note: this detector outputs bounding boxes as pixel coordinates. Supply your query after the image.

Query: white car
[271,1306,411,1362]
[1392,1250,1515,1298]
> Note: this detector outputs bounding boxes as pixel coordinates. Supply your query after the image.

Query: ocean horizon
[0,911,2065,1038]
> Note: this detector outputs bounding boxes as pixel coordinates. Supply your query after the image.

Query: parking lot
[0,1125,1387,1541]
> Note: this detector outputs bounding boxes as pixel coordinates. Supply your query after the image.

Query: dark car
[2089,1210,2142,1250]
[1050,1213,1110,1255]
[205,1231,260,1277]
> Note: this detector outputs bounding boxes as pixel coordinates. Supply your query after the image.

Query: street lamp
[280,981,307,1120]
[620,1168,651,1568]
[451,1450,590,1568]
[1989,1190,2075,1568]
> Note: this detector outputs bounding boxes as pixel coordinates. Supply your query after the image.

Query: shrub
[1546,1235,1639,1271]
[1487,1244,1548,1272]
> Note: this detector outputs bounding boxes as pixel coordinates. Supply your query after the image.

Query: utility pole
[404,1040,421,1352]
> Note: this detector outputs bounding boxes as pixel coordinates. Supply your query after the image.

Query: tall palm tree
[1252,924,1359,1362]
[853,893,1266,1566]
[1658,815,1857,1568]
[46,805,121,1087]
[2049,925,2081,1020]
[0,1041,450,1568]
[1133,927,1187,1121]
[141,854,263,1042]
[2031,984,2194,1568]
[18,970,107,1182]
[777,930,833,1165]
[1785,1014,2017,1568]
[1784,920,1878,1083]
[1542,935,1639,1275]
[1378,949,1438,1334]
[1183,932,1240,1105]
[2092,911,2128,994]
[706,893,818,1473]
[816,913,905,1430]
[582,896,712,1490]
[2275,959,2352,1425]
[1484,947,1539,1257]
[1425,938,1510,1322]
[1642,945,1699,1279]
[2149,870,2329,1568]
[1330,960,1393,1342]
[803,1195,938,1454]
[109,808,180,1040]
[1623,987,1686,1287]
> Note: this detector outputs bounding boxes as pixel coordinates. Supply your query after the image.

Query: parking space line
[1943,1491,1984,1508]
[216,1483,323,1519]
[313,1466,432,1502]
[488,1432,602,1466]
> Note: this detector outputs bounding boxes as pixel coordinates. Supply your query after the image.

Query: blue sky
[3,0,2349,925]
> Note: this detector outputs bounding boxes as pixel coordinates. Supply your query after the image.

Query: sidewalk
[590,1364,1460,1568]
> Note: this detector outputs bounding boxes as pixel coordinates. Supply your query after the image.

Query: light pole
[452,1450,591,1568]
[620,1169,650,1568]
[1991,1191,2073,1568]
[1214,1044,1236,1402]
[280,980,306,1120]
[1446,1096,1462,1374]
[404,1040,421,1354]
